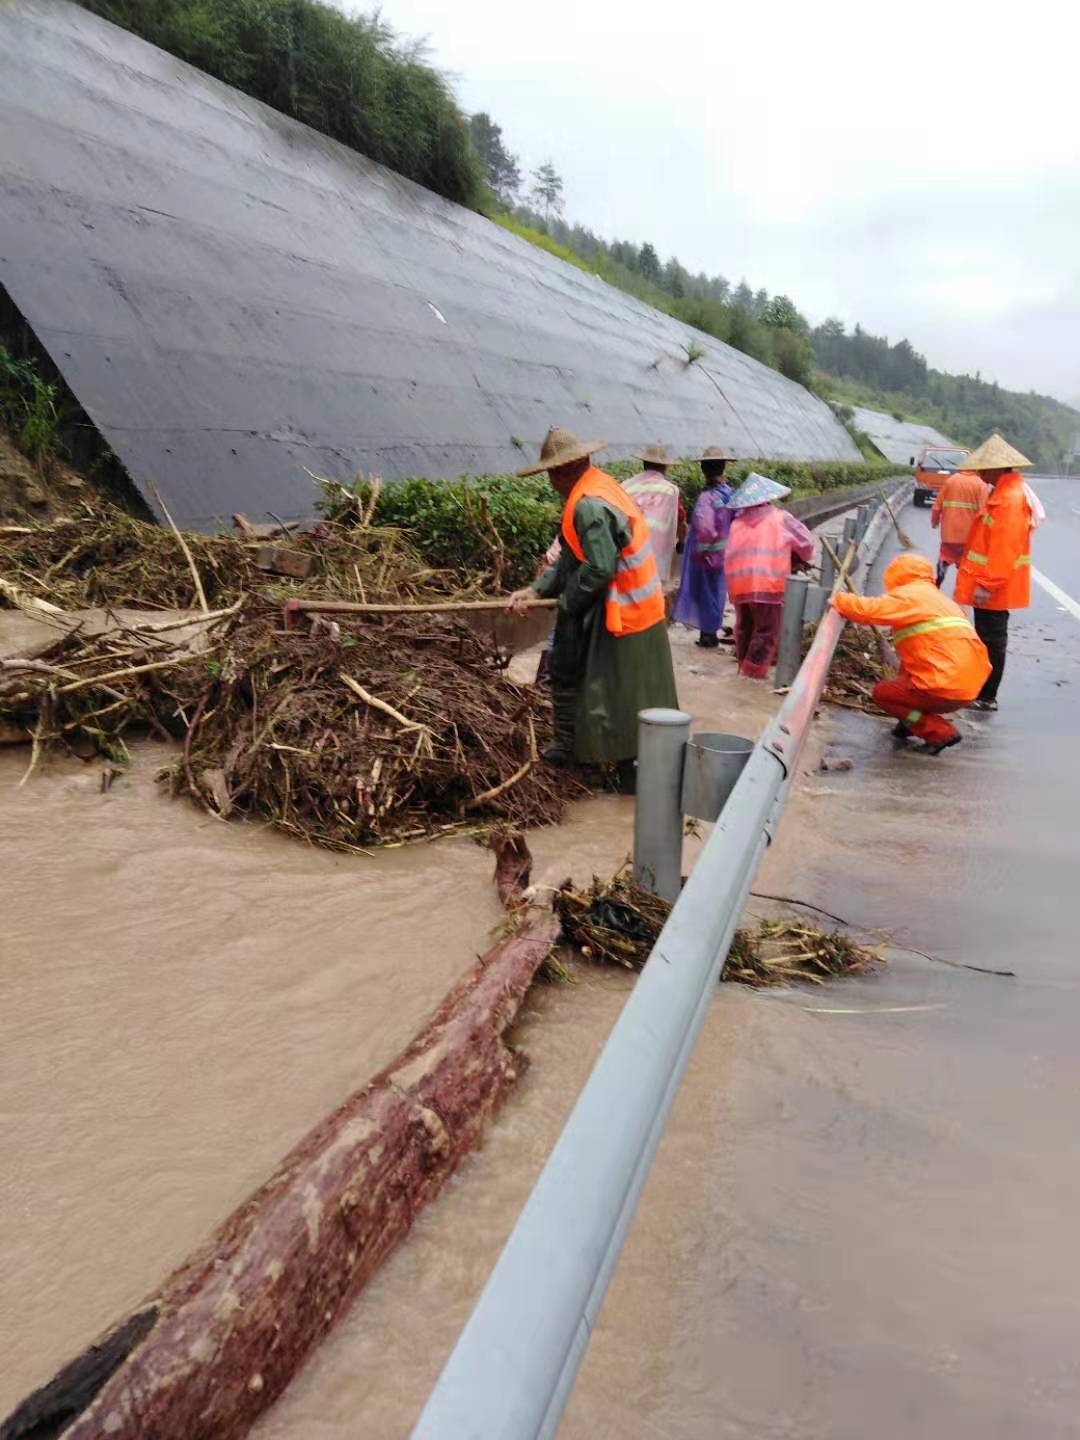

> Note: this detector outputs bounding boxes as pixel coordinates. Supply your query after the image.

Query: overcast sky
[361,0,1078,405]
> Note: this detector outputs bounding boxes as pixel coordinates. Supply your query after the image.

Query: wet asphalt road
[849,474,1080,974]
[564,477,1080,1440]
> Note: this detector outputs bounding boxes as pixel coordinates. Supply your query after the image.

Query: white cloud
[359,0,1080,400]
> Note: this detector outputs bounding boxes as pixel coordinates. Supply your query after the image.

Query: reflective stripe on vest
[626,481,674,496]
[966,550,1030,569]
[893,615,973,644]
[942,500,978,509]
[699,540,727,553]
[561,468,666,636]
[906,709,924,725]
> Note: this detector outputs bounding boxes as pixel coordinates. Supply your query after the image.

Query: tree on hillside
[763,294,806,331]
[530,161,564,221]
[770,326,815,385]
[638,242,661,282]
[663,257,688,299]
[733,280,754,311]
[73,0,484,208]
[469,112,520,204]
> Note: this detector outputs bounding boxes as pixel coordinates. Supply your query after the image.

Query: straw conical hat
[696,445,737,464]
[517,426,606,477]
[963,433,1032,471]
[636,443,677,467]
[727,472,791,510]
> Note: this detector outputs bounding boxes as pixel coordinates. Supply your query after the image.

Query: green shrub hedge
[322,456,909,591]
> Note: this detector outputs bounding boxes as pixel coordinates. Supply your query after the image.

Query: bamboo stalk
[292,597,557,617]
[466,758,534,812]
[128,599,243,633]
[820,535,858,595]
[338,672,430,734]
[146,480,210,614]
[57,651,207,695]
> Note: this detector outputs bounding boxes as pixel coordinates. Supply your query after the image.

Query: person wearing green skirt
[507,428,678,777]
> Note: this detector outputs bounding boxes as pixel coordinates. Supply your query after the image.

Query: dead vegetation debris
[0,497,463,612]
[1,500,584,845]
[173,606,579,850]
[556,870,885,987]
[808,623,893,713]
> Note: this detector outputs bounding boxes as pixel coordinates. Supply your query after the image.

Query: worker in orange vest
[953,433,1035,712]
[508,428,677,780]
[931,468,988,586]
[832,554,990,754]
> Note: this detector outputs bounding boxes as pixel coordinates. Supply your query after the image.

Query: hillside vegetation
[74,0,483,206]
[69,1,1080,469]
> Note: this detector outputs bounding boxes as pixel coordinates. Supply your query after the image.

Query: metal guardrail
[410,490,903,1440]
[788,473,909,530]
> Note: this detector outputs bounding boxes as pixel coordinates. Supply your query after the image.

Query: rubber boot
[924,734,963,756]
[544,687,577,767]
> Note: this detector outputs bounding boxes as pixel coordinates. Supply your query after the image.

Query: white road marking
[801,1004,947,1015]
[1032,566,1080,623]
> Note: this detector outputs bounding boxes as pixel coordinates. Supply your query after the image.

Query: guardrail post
[802,582,829,625]
[633,708,691,903]
[855,504,870,542]
[773,574,809,689]
[842,515,858,551]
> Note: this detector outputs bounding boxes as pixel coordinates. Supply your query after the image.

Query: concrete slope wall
[851,406,958,465]
[0,0,861,530]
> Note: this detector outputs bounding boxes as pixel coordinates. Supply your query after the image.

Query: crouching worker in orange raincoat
[831,555,990,755]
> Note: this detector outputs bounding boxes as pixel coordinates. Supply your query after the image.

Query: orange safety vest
[561,467,666,635]
[724,507,790,603]
[931,471,989,546]
[954,472,1033,611]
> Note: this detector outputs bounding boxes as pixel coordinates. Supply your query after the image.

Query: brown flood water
[0,625,775,1424]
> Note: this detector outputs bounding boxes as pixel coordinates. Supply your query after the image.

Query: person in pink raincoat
[724,472,813,679]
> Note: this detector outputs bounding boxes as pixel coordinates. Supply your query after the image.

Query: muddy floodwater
[6,553,1079,1440]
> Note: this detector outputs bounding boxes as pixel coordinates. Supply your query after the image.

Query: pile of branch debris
[802,621,893,714]
[1,500,578,845]
[556,870,884,986]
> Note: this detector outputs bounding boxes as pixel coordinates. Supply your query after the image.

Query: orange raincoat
[834,554,990,702]
[931,470,989,546]
[954,472,1033,611]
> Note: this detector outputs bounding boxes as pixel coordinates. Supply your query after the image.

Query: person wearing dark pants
[972,607,1009,705]
[954,432,1035,713]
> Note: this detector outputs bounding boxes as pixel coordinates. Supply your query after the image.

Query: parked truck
[910,445,970,506]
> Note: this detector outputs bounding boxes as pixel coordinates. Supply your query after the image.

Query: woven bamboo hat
[963,433,1032,471]
[636,443,677,467]
[517,427,606,477]
[695,445,737,464]
[727,472,791,509]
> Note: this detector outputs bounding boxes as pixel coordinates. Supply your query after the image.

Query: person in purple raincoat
[673,447,735,648]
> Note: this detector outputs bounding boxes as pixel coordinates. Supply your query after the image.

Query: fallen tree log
[1,910,560,1440]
